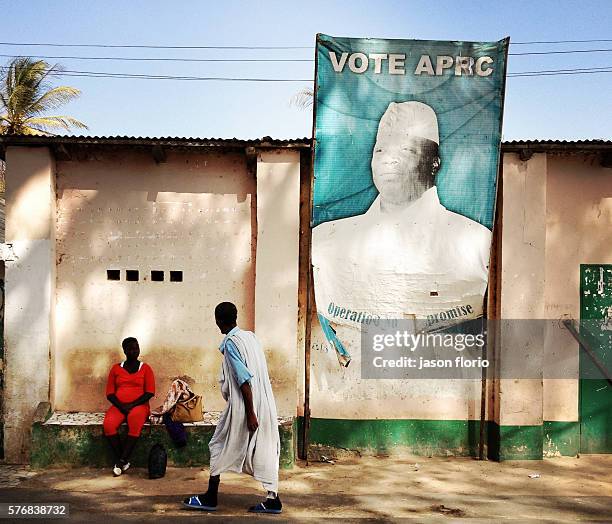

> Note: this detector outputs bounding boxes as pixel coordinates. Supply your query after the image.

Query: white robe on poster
[208,328,280,492]
[312,186,492,331]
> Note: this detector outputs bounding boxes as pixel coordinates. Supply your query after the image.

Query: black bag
[148,443,167,479]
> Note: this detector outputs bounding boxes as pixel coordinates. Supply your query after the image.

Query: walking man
[183,302,282,514]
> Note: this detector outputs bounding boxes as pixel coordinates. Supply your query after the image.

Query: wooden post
[481,169,503,459]
[479,37,510,461]
[300,35,320,464]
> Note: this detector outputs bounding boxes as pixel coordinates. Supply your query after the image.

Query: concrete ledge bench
[31,409,296,470]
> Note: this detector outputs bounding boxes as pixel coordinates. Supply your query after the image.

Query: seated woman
[103,337,155,476]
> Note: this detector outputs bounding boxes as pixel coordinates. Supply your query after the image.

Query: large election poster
[312,34,509,366]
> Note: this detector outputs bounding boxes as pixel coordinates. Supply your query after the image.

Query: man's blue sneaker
[248,496,282,514]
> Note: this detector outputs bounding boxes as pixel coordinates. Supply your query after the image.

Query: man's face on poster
[371,135,438,206]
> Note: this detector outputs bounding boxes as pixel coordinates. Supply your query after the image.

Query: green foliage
[0,57,87,135]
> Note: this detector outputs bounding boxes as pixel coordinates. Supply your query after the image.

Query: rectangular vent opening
[126,270,139,282]
[151,270,164,282]
[170,270,183,282]
[107,269,120,281]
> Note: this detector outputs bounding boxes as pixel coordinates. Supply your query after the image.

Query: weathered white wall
[3,147,55,462]
[497,153,547,427]
[308,190,485,421]
[53,149,257,412]
[4,143,608,456]
[496,151,612,426]
[255,150,301,416]
[543,154,612,421]
[2,144,304,463]
[307,150,611,424]
[309,313,482,420]
[49,147,303,417]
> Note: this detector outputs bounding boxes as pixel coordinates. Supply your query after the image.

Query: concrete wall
[3,143,610,461]
[306,150,611,458]
[491,151,612,458]
[497,153,547,429]
[52,148,302,416]
[543,153,612,422]
[255,150,301,416]
[2,145,303,461]
[3,147,55,463]
[53,149,256,413]
[498,151,612,425]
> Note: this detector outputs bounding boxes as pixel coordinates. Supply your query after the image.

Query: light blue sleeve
[223,339,254,386]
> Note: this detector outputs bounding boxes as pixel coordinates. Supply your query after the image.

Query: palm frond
[290,87,314,110]
[26,86,82,114]
[24,115,88,132]
[0,57,86,135]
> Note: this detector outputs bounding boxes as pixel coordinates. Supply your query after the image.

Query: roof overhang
[0,135,610,161]
[0,135,311,161]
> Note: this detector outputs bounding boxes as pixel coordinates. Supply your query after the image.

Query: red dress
[103,362,155,437]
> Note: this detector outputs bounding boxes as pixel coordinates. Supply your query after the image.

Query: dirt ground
[0,455,611,522]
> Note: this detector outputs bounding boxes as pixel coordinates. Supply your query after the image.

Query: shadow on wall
[301,153,611,453]
[51,148,258,413]
[545,155,612,291]
[3,235,56,461]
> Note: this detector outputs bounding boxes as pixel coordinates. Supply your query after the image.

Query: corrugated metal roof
[503,139,611,148]
[0,134,311,148]
[0,135,611,157]
[504,140,611,144]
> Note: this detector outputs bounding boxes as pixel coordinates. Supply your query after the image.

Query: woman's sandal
[112,460,130,477]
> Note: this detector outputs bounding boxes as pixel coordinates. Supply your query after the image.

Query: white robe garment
[312,186,492,327]
[208,328,280,493]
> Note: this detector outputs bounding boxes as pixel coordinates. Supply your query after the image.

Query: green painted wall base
[544,421,580,457]
[580,379,612,453]
[31,419,295,470]
[298,417,483,457]
[31,415,586,467]
[298,418,582,460]
[487,423,543,460]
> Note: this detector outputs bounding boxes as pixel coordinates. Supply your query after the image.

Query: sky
[1,0,611,140]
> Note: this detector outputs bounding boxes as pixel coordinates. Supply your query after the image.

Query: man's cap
[376,101,439,145]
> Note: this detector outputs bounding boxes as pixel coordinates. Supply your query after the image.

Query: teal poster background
[313,34,509,229]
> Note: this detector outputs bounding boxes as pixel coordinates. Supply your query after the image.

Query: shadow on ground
[1,455,611,522]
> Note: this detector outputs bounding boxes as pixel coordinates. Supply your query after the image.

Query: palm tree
[0,57,87,135]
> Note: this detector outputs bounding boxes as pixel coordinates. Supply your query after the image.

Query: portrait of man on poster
[312,100,493,359]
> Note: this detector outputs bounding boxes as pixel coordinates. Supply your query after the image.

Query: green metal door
[580,264,612,453]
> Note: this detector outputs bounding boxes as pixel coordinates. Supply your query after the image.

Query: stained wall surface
[53,149,256,412]
[498,153,547,427]
[308,151,612,427]
[4,143,610,462]
[3,147,55,462]
[543,153,612,422]
[254,151,301,416]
